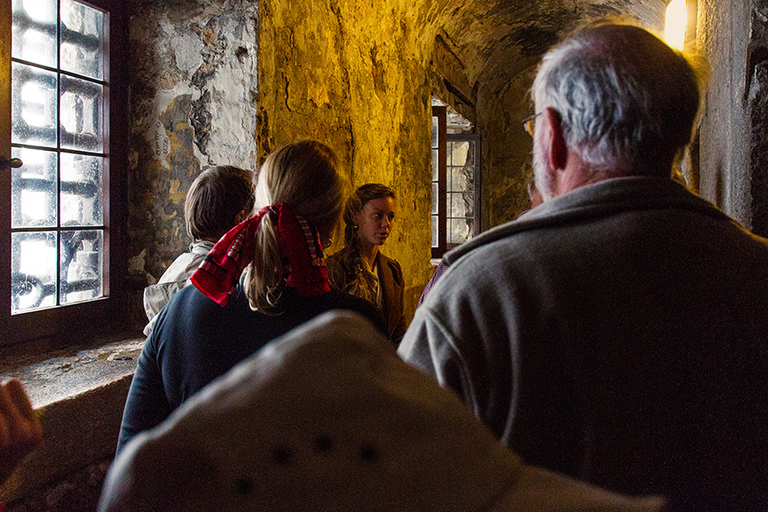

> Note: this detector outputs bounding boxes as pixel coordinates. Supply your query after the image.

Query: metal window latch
[0,158,23,170]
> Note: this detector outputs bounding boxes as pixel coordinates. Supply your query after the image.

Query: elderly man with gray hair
[399,21,768,510]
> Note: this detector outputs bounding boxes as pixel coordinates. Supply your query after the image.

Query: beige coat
[99,311,663,512]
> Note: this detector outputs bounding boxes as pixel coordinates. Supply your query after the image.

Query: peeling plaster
[127,0,259,283]
[174,31,206,76]
[124,0,726,321]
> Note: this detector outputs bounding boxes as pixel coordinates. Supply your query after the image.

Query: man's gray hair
[532,22,701,176]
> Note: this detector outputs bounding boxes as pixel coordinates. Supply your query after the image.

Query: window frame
[431,105,482,259]
[0,0,128,347]
[431,105,447,259]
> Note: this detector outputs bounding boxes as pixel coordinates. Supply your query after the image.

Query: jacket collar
[445,177,735,265]
[189,239,216,255]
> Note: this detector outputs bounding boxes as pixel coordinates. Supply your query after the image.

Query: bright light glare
[21,83,46,126]
[665,0,687,51]
[18,148,45,175]
[60,92,78,133]
[22,30,51,62]
[23,0,56,24]
[20,190,48,221]
[19,239,55,278]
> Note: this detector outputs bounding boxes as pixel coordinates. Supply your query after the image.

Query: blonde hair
[245,140,347,313]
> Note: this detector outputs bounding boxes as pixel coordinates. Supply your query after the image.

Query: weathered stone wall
[697,0,752,226]
[748,0,768,236]
[258,0,434,322]
[476,66,538,229]
[126,0,259,288]
[120,0,678,327]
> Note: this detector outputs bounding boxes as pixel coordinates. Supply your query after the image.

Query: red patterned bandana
[191,204,330,306]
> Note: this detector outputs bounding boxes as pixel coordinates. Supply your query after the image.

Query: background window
[431,105,481,258]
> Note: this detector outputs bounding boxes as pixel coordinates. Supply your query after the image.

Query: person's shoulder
[326,248,352,269]
[442,216,534,266]
[160,281,234,321]
[151,284,248,349]
[156,252,204,284]
[418,246,518,317]
[324,249,349,289]
[378,252,401,268]
[378,252,403,277]
[379,252,404,288]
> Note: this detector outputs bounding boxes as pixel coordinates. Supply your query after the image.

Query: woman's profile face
[354,196,396,249]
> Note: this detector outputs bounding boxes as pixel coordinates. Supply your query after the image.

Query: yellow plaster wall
[258,0,436,324]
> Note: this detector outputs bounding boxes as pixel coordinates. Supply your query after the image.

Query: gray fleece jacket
[398,176,768,509]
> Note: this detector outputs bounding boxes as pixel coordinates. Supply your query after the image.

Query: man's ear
[544,107,568,172]
[234,209,247,224]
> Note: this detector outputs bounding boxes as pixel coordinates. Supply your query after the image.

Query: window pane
[432,149,438,181]
[450,141,470,167]
[61,154,104,226]
[60,230,103,304]
[431,216,438,247]
[60,75,104,152]
[431,116,438,148]
[12,231,57,314]
[450,192,474,218]
[449,142,474,193]
[12,0,58,67]
[12,62,58,147]
[432,183,438,214]
[11,147,58,229]
[60,0,105,80]
[9,0,112,320]
[449,164,475,194]
[448,218,471,245]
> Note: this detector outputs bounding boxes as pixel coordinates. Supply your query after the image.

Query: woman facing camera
[326,184,405,345]
[116,141,386,453]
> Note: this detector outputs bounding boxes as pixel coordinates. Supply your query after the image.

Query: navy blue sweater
[117,283,386,453]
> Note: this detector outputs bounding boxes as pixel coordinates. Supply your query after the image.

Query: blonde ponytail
[244,141,347,313]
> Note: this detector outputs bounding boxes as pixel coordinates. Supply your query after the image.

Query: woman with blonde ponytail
[116,141,386,453]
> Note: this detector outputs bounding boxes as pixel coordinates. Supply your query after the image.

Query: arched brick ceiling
[415,0,669,96]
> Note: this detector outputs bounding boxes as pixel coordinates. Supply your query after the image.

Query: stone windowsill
[0,334,144,504]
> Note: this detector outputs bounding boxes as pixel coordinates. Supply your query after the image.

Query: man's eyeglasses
[522,112,542,138]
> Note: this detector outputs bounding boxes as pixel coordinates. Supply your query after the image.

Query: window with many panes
[1,0,127,345]
[431,104,481,259]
